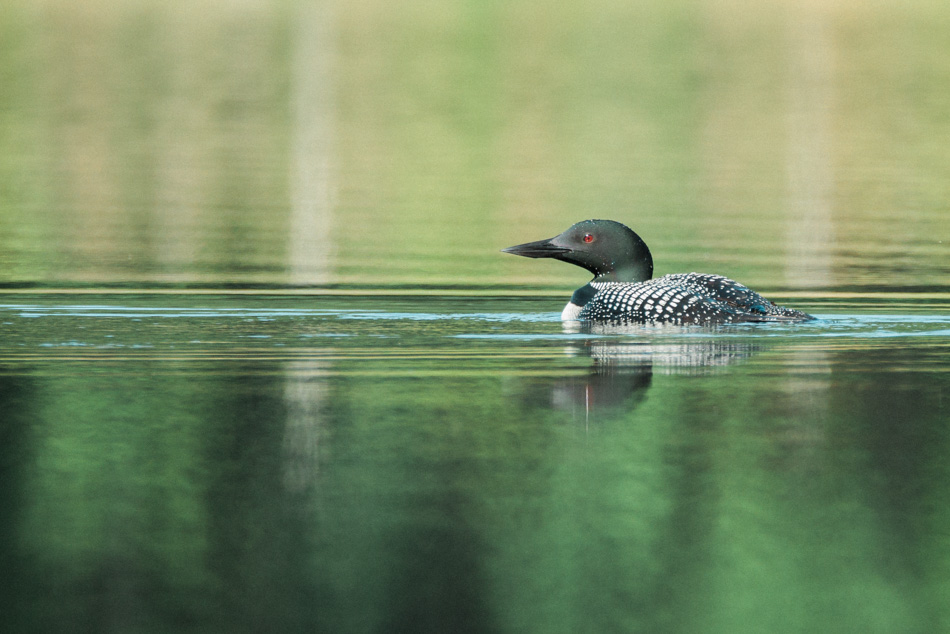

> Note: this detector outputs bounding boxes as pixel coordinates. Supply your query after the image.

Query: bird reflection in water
[530,321,761,425]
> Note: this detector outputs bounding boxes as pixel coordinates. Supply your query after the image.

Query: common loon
[503,219,814,324]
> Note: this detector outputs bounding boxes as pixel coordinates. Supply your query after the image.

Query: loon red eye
[583,233,594,243]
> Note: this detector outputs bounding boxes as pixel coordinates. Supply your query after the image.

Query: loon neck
[590,258,653,284]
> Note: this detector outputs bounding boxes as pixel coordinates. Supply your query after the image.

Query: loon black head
[502,219,654,283]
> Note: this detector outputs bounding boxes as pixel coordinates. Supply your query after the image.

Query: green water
[2,1,950,633]
[1,297,949,633]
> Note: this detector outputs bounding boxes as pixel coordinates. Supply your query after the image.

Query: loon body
[503,219,813,325]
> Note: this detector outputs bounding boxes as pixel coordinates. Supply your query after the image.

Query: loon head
[502,219,654,283]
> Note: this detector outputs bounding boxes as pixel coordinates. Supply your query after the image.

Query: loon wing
[579,280,771,324]
[657,273,811,320]
[578,275,812,324]
[658,273,771,313]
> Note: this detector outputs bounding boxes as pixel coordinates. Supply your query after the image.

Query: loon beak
[502,237,571,259]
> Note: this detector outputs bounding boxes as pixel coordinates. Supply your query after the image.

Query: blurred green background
[1,0,947,292]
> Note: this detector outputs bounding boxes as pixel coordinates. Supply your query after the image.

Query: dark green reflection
[0,371,38,633]
[1,339,949,632]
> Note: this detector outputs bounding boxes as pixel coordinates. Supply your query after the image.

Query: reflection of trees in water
[507,335,765,632]
[282,361,330,492]
[0,370,38,630]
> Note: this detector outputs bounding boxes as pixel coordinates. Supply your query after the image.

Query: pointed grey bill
[501,238,571,259]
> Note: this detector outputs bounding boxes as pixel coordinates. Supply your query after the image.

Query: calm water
[1,296,948,633]
[2,0,950,633]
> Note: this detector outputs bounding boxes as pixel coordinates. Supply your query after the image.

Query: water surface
[2,295,948,632]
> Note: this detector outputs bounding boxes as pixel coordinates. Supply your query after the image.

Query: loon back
[575,274,813,324]
[503,220,814,324]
